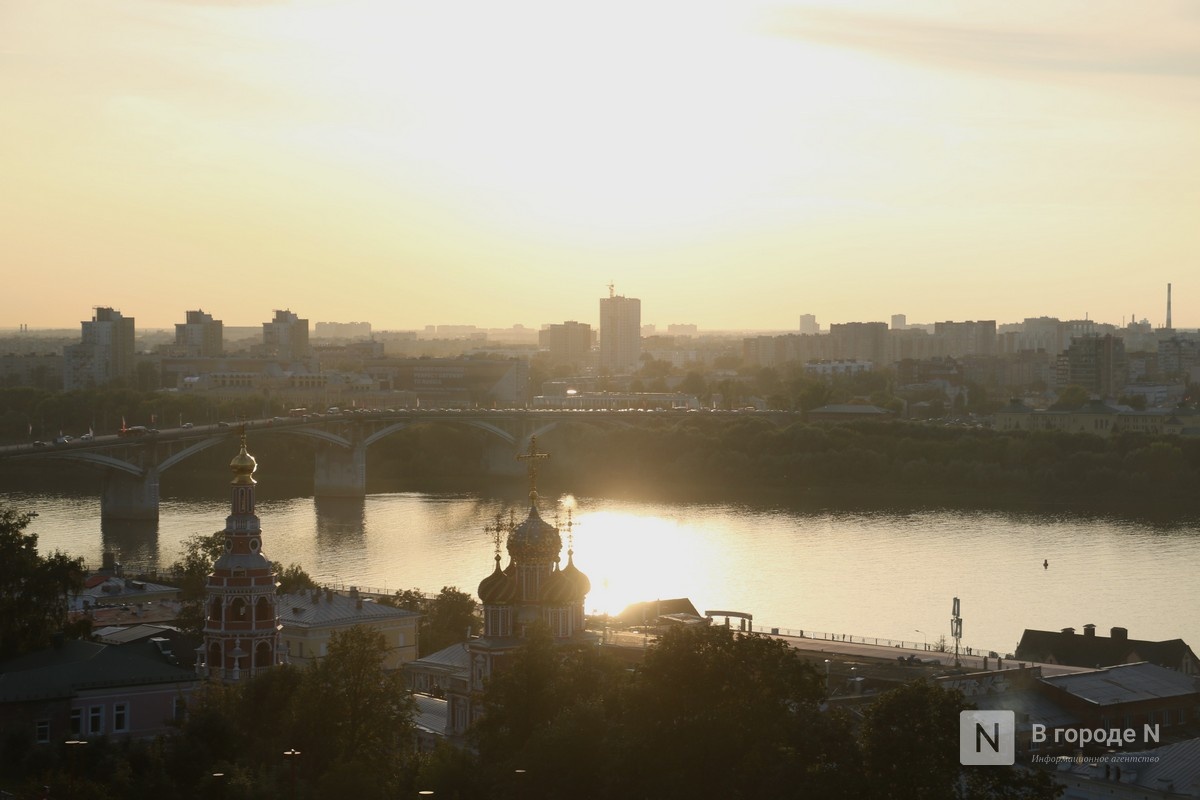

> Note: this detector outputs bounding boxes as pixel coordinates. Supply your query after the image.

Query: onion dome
[540,564,573,606]
[560,551,591,598]
[229,435,257,485]
[478,558,518,605]
[507,506,561,564]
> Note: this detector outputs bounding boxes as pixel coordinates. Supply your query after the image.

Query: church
[408,438,593,738]
[197,432,283,681]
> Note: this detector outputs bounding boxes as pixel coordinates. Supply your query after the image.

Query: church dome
[229,437,257,485]
[478,558,518,605]
[539,564,572,605]
[560,552,591,598]
[507,506,561,564]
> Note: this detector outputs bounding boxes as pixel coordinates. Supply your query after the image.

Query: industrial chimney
[1167,283,1173,330]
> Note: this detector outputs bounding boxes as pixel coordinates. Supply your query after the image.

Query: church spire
[516,436,550,505]
[202,435,279,682]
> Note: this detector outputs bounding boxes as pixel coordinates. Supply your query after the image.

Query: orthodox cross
[484,512,505,561]
[516,436,550,502]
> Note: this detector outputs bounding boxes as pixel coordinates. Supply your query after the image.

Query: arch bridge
[0,409,793,519]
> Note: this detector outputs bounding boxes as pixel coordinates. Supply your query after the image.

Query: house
[71,552,181,614]
[0,637,199,747]
[278,587,421,670]
[1015,626,1200,674]
[405,642,472,739]
[940,662,1200,759]
[1038,662,1199,748]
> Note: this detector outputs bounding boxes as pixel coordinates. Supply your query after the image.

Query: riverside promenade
[767,628,1088,677]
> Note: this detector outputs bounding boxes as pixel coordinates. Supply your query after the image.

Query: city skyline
[3,1,1197,330]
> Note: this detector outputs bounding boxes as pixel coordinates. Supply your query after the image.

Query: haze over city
[4,0,1198,330]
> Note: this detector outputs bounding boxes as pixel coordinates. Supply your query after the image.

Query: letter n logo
[960,710,1015,765]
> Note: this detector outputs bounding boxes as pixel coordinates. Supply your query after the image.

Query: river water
[4,486,1198,657]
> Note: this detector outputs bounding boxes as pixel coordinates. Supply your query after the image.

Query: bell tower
[199,430,281,681]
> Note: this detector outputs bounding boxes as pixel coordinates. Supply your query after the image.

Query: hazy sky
[3,0,1198,331]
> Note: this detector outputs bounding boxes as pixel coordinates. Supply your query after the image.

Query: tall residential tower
[63,306,136,390]
[599,286,641,373]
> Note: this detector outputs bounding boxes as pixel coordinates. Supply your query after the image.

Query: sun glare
[574,509,719,617]
[251,0,897,243]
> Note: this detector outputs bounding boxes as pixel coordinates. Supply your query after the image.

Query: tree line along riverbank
[4,417,1200,518]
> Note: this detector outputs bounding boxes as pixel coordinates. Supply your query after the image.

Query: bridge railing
[749,624,1004,657]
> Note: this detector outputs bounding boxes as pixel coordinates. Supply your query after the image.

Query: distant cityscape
[1,283,1197,423]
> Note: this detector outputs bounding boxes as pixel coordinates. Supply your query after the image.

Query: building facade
[539,321,594,370]
[263,309,310,360]
[599,292,641,373]
[63,307,136,390]
[175,309,224,357]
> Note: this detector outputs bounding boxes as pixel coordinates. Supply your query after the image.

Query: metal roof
[1059,736,1200,793]
[0,639,197,702]
[279,591,420,629]
[413,693,448,735]
[1042,662,1199,706]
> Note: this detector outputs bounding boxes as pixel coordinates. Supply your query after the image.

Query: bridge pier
[314,445,367,498]
[101,468,160,520]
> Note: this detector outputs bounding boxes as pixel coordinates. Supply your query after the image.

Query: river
[4,486,1198,658]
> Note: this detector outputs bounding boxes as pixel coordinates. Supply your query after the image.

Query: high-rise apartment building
[891,314,907,331]
[263,309,310,360]
[799,314,819,335]
[539,321,594,370]
[175,309,224,357]
[63,306,136,390]
[828,322,888,366]
[599,291,641,373]
[1064,334,1127,397]
[934,320,997,357]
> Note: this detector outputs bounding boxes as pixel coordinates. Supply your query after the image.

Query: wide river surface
[5,487,1199,658]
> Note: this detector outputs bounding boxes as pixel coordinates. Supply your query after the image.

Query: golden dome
[230,436,257,485]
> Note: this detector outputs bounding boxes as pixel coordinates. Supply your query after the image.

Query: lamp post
[283,748,300,800]
[514,769,527,800]
[824,659,832,696]
[916,629,926,650]
[64,739,87,781]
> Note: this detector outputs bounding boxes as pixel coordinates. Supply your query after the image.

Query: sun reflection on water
[571,509,727,619]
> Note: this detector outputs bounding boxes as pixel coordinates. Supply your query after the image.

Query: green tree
[473,622,625,799]
[0,504,84,658]
[616,625,831,800]
[679,371,707,400]
[1052,384,1091,409]
[422,586,481,656]
[383,586,481,656]
[273,562,317,594]
[169,531,224,632]
[860,681,1062,800]
[294,625,415,796]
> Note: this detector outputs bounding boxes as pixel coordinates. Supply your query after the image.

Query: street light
[283,748,301,800]
[915,629,926,650]
[824,659,832,696]
[64,739,87,778]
